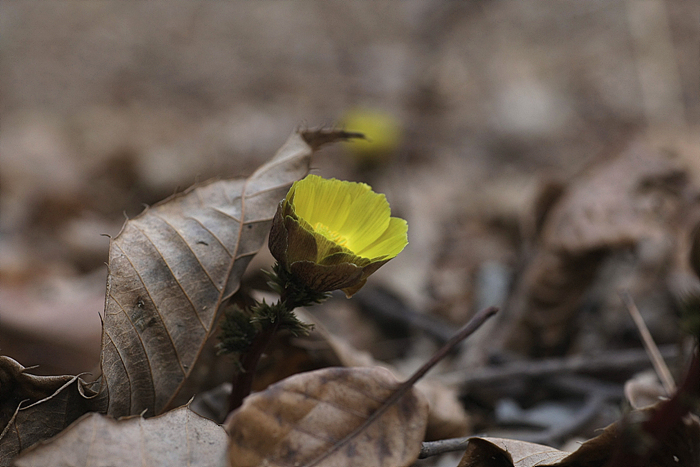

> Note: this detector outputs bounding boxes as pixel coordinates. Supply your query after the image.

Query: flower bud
[269,175,407,297]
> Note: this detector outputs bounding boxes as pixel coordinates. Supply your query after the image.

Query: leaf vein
[152,213,222,294]
[283,389,370,420]
[210,205,242,223]
[185,216,234,259]
[103,322,136,414]
[131,224,208,336]
[109,292,156,399]
[246,183,290,199]
[219,182,236,206]
[114,241,187,376]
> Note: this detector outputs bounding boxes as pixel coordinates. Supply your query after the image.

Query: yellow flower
[269,175,408,297]
[342,108,402,164]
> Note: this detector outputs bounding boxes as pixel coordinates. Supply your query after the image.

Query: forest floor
[1,2,699,466]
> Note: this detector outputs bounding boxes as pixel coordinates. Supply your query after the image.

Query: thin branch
[620,291,676,394]
[515,390,607,446]
[419,438,471,459]
[439,345,678,387]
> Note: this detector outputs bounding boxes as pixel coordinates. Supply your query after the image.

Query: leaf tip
[301,128,366,150]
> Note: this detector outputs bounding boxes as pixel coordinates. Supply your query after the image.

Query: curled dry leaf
[225,366,429,467]
[495,137,692,356]
[459,402,700,467]
[0,357,102,467]
[99,129,357,417]
[12,406,228,467]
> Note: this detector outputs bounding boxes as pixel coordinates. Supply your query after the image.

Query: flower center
[313,222,349,249]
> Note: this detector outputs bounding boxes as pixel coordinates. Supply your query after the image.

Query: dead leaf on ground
[557,412,700,467]
[99,129,356,417]
[225,366,429,467]
[0,357,102,467]
[189,304,471,439]
[323,325,470,440]
[459,403,700,467]
[477,136,694,358]
[12,406,228,467]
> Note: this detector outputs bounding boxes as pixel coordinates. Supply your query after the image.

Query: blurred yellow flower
[269,175,408,297]
[342,108,402,165]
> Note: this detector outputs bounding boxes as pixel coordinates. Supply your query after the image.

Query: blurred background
[1,0,699,452]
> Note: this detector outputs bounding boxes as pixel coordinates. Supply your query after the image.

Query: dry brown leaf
[0,357,102,467]
[12,406,228,467]
[557,411,700,467]
[541,140,685,253]
[491,137,693,357]
[188,304,471,438]
[98,129,355,417]
[459,403,700,467]
[225,366,429,467]
[457,437,570,467]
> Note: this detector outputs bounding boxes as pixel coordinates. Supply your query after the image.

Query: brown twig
[620,291,676,394]
[418,396,606,460]
[419,437,472,459]
[515,388,607,446]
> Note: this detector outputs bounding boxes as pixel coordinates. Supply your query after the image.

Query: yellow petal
[339,190,391,253]
[291,175,369,233]
[285,174,406,264]
[355,217,408,259]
